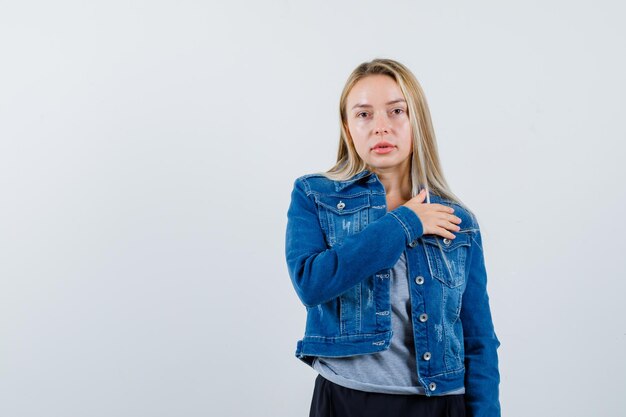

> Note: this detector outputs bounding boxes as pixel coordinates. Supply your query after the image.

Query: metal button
[408,239,417,248]
[415,276,424,285]
[419,313,428,322]
[423,352,431,361]
[429,382,437,391]
[443,238,451,245]
[336,201,345,210]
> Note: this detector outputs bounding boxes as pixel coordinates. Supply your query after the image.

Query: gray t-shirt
[312,251,465,395]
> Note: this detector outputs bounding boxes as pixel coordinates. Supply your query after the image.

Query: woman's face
[345,74,413,174]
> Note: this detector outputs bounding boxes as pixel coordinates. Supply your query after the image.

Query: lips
[372,140,395,153]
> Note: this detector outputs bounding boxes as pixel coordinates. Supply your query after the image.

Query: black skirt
[309,374,466,417]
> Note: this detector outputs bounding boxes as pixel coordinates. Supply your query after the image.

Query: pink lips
[372,141,396,154]
[373,147,394,154]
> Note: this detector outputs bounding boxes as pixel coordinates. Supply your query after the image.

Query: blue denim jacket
[285,169,501,417]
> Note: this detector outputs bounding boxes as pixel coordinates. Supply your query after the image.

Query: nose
[374,112,390,135]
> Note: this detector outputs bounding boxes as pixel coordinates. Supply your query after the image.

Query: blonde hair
[320,58,474,218]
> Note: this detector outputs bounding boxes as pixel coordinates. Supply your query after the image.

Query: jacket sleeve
[460,224,502,417]
[285,177,423,307]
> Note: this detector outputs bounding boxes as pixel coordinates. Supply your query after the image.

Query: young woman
[285,58,501,417]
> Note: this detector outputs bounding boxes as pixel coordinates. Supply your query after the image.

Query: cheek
[351,140,370,160]
[347,125,366,147]
[398,120,412,141]
[353,142,369,159]
[397,122,413,154]
[396,117,411,131]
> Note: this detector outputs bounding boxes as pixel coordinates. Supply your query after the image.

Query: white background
[1,1,625,416]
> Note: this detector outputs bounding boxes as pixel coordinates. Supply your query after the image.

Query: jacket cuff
[388,205,424,247]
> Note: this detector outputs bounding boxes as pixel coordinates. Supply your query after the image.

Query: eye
[356,111,369,118]
[392,108,405,115]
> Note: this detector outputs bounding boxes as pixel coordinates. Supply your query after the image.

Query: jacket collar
[334,170,375,192]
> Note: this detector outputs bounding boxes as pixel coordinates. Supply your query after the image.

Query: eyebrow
[351,99,406,110]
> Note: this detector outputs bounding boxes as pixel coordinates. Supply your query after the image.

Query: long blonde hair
[320,58,474,218]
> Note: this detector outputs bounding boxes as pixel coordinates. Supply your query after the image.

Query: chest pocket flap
[315,193,371,215]
[421,232,471,252]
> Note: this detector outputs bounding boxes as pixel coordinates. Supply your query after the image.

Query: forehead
[347,74,404,104]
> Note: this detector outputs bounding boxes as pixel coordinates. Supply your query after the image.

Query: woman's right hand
[402,189,462,239]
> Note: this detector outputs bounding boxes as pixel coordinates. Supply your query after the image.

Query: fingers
[429,211,461,239]
[436,218,461,234]
[407,201,461,239]
[449,214,462,224]
[437,203,454,214]
[408,199,463,239]
[434,211,461,225]
[415,189,426,202]
[430,226,456,240]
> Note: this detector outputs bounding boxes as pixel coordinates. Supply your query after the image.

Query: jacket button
[337,201,345,210]
[419,313,428,322]
[408,239,417,247]
[443,238,451,245]
[423,352,431,361]
[415,276,424,285]
[429,382,437,391]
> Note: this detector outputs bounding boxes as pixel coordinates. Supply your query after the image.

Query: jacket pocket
[314,193,371,247]
[421,232,470,288]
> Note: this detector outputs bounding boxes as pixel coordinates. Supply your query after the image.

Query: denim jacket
[285,169,501,417]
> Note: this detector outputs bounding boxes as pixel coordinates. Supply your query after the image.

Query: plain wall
[1,1,624,416]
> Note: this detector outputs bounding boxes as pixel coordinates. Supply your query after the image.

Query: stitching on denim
[388,211,411,242]
[470,232,483,252]
[304,332,389,339]
[339,291,346,334]
[300,176,312,195]
[323,190,370,198]
[356,282,362,332]
[426,366,465,378]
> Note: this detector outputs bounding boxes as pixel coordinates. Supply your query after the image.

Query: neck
[372,160,412,199]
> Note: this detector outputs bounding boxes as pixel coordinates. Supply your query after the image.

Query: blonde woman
[285,58,501,417]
